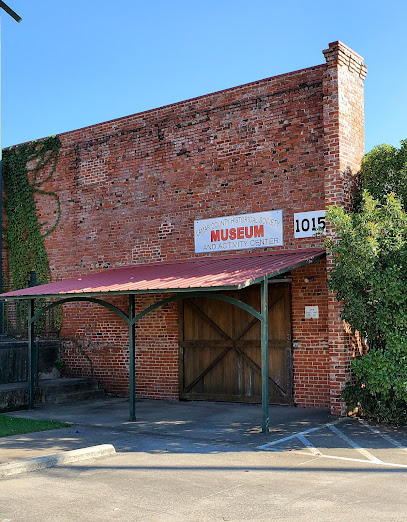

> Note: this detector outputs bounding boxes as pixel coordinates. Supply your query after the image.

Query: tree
[355,140,407,210]
[326,141,407,425]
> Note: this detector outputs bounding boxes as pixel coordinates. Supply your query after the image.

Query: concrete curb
[0,444,116,478]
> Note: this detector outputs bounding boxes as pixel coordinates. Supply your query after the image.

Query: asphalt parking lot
[258,416,407,468]
[1,398,407,521]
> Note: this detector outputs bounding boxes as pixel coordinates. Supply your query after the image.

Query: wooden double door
[179,283,293,404]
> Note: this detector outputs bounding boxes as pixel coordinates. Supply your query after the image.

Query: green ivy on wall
[2,136,62,291]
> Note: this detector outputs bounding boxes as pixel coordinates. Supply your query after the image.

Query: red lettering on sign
[210,225,265,242]
[211,230,220,242]
[254,225,264,238]
[221,229,228,241]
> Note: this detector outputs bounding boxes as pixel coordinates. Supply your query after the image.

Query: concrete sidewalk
[0,397,333,465]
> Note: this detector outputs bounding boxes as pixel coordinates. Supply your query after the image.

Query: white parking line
[359,419,407,452]
[257,418,407,469]
[257,418,345,450]
[327,424,382,463]
[296,434,321,455]
[307,453,407,468]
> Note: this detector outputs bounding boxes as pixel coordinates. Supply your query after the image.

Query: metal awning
[0,248,325,433]
[0,248,325,299]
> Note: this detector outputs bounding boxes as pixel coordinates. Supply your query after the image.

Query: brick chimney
[322,41,367,415]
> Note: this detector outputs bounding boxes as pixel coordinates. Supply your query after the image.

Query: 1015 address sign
[294,210,326,238]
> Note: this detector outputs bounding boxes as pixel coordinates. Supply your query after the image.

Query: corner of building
[322,41,368,415]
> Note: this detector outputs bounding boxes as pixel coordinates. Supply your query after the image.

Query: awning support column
[28,299,35,410]
[129,294,136,421]
[260,277,269,433]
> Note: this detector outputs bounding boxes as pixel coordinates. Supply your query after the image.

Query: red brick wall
[5,42,367,412]
[41,63,327,281]
[61,297,130,396]
[133,296,178,399]
[292,260,329,407]
[60,295,179,399]
[323,41,367,414]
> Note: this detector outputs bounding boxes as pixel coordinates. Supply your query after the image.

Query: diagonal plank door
[179,283,293,404]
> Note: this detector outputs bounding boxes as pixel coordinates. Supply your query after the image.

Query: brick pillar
[322,41,367,414]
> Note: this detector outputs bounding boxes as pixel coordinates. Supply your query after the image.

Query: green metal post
[34,339,39,387]
[27,299,35,409]
[129,294,136,421]
[260,277,269,433]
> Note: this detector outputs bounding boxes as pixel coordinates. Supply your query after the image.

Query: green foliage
[327,191,407,425]
[2,137,63,336]
[0,415,69,437]
[355,140,407,210]
[54,356,65,374]
[2,136,61,291]
[341,384,407,425]
[326,191,407,340]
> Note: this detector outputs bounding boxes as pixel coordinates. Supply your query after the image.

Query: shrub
[326,191,407,425]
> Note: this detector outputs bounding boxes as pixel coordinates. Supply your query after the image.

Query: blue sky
[2,0,406,152]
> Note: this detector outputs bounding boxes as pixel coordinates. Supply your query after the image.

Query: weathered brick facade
[7,41,367,412]
[322,42,367,413]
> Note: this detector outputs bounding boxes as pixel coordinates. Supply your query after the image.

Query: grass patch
[0,415,70,437]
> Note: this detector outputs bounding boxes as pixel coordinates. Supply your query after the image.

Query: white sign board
[305,306,319,319]
[194,210,283,254]
[294,210,326,238]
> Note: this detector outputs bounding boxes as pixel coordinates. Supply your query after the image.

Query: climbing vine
[2,136,62,291]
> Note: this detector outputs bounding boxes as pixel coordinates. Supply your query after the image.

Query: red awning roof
[0,249,325,299]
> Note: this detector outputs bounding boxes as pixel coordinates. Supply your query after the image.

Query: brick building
[2,41,367,416]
